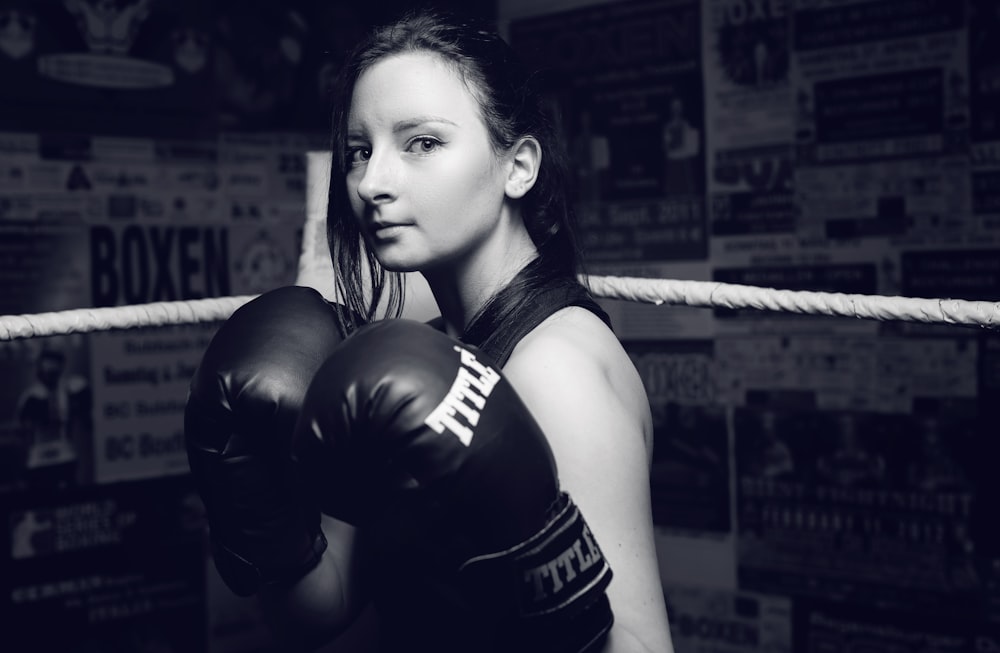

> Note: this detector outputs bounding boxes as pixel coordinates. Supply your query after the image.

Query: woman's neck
[423,227,538,339]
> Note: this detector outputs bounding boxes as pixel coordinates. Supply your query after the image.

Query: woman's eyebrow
[393,116,458,133]
[347,116,458,140]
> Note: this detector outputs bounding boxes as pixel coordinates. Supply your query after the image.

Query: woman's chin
[373,252,423,274]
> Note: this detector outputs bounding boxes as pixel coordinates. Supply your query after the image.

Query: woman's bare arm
[503,309,675,653]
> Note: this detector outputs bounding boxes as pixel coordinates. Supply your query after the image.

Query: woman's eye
[408,137,441,154]
[347,147,370,165]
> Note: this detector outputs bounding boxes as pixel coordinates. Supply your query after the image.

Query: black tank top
[371,268,611,652]
[460,271,611,367]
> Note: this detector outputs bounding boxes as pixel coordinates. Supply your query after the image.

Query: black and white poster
[511,0,707,262]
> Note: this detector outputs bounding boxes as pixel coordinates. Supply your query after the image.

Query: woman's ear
[505,136,541,199]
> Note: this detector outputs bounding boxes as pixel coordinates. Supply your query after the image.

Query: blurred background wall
[1,0,998,651]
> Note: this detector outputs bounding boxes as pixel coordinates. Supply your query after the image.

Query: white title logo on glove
[423,347,500,446]
[522,523,604,603]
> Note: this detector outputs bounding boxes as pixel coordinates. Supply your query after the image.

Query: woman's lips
[371,222,411,239]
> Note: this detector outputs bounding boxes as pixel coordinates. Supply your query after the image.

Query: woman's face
[345,51,511,273]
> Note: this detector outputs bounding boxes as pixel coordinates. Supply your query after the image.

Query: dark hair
[326,8,583,330]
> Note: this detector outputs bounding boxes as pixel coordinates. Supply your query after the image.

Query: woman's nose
[355,149,396,204]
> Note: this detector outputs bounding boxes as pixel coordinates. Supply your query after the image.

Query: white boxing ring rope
[1,277,998,341]
[0,295,259,341]
[2,152,998,340]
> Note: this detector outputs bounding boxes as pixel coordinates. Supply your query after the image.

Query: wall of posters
[0,131,310,490]
[1,0,999,649]
[499,0,1000,649]
[0,129,311,648]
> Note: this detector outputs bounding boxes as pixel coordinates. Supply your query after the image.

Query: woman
[261,10,672,652]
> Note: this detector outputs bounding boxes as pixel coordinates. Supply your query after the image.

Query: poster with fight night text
[0,0,215,137]
[794,600,984,653]
[0,334,93,492]
[1,475,206,653]
[735,404,985,619]
[791,0,973,247]
[627,340,730,533]
[0,131,310,484]
[702,0,794,241]
[664,585,792,653]
[510,0,707,262]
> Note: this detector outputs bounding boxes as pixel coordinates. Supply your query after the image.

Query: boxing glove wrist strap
[458,492,613,647]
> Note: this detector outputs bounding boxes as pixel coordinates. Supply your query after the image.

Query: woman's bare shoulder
[502,307,653,456]
[504,306,625,385]
[506,305,624,361]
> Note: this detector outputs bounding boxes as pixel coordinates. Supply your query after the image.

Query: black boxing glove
[290,319,613,652]
[184,286,352,597]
